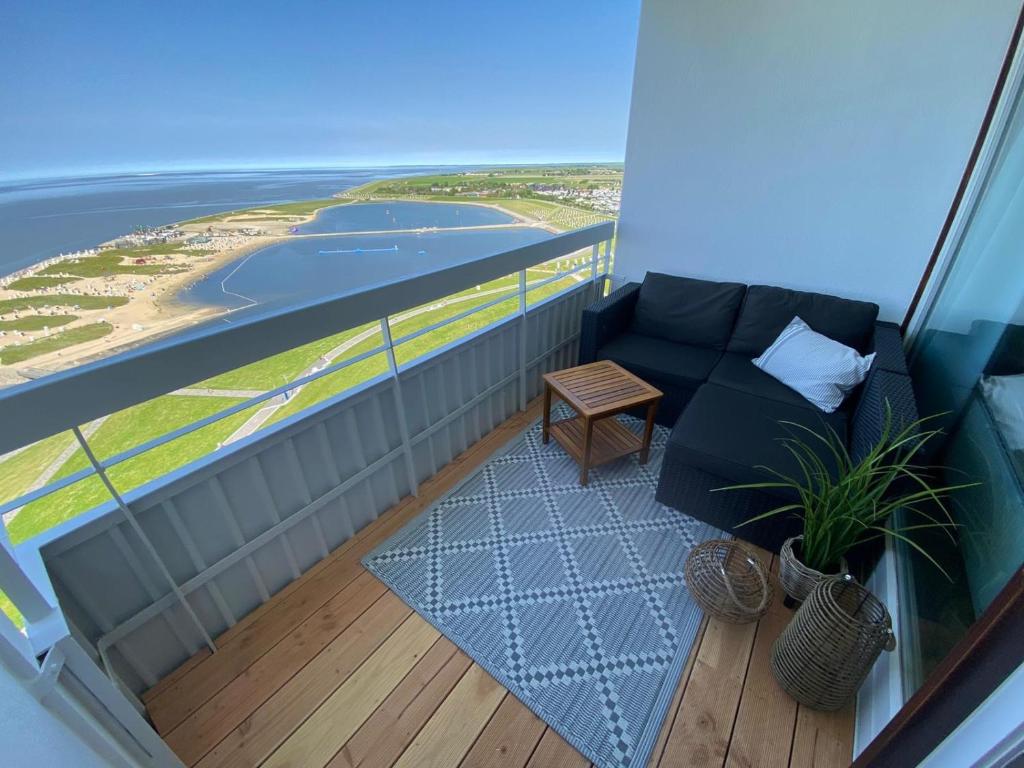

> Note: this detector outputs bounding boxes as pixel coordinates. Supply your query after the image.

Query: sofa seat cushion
[728,284,879,357]
[631,272,746,350]
[709,352,818,410]
[667,383,848,498]
[598,333,722,390]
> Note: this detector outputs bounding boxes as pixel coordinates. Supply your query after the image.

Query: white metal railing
[0,225,611,528]
[0,221,613,760]
[1,539,184,766]
[0,224,612,534]
[0,221,613,453]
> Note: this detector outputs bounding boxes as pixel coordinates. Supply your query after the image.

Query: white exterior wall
[616,0,1020,321]
[0,659,116,768]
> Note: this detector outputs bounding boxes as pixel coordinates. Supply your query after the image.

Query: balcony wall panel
[34,280,597,696]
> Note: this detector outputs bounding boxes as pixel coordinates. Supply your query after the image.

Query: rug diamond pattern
[364,406,718,768]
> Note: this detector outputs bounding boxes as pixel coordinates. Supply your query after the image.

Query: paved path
[221,270,584,445]
[2,416,107,524]
[174,387,265,399]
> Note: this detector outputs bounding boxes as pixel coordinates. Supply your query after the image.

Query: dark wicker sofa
[579,272,918,551]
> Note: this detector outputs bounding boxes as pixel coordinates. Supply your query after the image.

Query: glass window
[904,80,1024,694]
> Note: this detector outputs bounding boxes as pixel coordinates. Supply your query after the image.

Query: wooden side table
[542,360,663,485]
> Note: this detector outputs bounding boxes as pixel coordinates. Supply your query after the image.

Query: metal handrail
[0,221,614,454]
[0,227,613,517]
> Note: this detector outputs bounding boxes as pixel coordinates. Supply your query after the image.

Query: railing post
[58,636,186,767]
[518,269,528,411]
[71,426,216,655]
[379,318,419,497]
[590,244,601,300]
[0,537,56,627]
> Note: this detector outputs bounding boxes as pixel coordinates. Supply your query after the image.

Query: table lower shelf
[548,415,643,468]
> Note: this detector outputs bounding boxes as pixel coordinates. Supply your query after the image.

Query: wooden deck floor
[144,399,854,768]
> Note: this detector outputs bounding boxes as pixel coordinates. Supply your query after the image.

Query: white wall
[616,0,1021,321]
[0,658,116,768]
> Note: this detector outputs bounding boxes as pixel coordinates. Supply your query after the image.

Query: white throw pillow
[753,316,876,413]
[979,373,1024,450]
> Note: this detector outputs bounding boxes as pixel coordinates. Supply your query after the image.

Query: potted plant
[716,404,976,605]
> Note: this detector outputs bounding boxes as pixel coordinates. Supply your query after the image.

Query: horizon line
[1,158,626,185]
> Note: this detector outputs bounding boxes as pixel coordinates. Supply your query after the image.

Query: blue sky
[0,1,641,179]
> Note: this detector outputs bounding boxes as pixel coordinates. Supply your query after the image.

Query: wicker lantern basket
[779,536,848,605]
[684,539,772,624]
[771,575,896,711]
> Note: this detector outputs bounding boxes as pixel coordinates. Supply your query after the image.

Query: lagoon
[296,200,514,234]
[179,226,551,313]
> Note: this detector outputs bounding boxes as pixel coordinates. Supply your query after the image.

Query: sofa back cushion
[631,272,746,350]
[727,285,879,356]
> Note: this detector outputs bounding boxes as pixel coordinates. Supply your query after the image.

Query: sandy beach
[0,208,316,383]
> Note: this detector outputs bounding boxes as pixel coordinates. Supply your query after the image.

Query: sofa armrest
[578,282,641,364]
[850,368,919,463]
[869,321,909,375]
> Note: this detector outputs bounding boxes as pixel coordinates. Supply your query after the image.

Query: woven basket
[779,536,848,604]
[771,575,896,711]
[684,539,772,624]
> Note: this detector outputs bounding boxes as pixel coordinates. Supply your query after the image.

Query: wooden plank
[328,640,472,768]
[459,694,547,768]
[724,558,799,768]
[164,570,386,758]
[190,593,412,768]
[262,614,441,768]
[142,647,211,705]
[147,518,387,726]
[525,728,590,768]
[544,361,661,418]
[149,396,544,726]
[550,417,641,466]
[152,568,383,735]
[658,617,758,767]
[789,704,855,768]
[392,664,507,768]
[649,617,709,767]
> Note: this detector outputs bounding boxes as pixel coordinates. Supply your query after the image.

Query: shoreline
[0,196,542,384]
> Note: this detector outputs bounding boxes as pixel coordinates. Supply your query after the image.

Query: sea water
[0,167,461,276]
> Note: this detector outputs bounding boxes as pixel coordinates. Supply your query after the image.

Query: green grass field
[199,322,379,392]
[6,275,82,291]
[199,269,551,392]
[0,322,113,364]
[0,396,252,628]
[6,395,251,545]
[0,294,128,314]
[102,242,195,258]
[0,432,75,509]
[262,272,580,427]
[37,252,188,278]
[0,315,77,332]
[348,168,620,198]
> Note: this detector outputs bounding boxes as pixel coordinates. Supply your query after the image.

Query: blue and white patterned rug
[363,406,719,768]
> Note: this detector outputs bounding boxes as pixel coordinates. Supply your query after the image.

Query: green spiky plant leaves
[714,402,978,576]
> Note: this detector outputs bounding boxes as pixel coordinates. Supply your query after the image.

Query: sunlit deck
[143,400,853,768]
